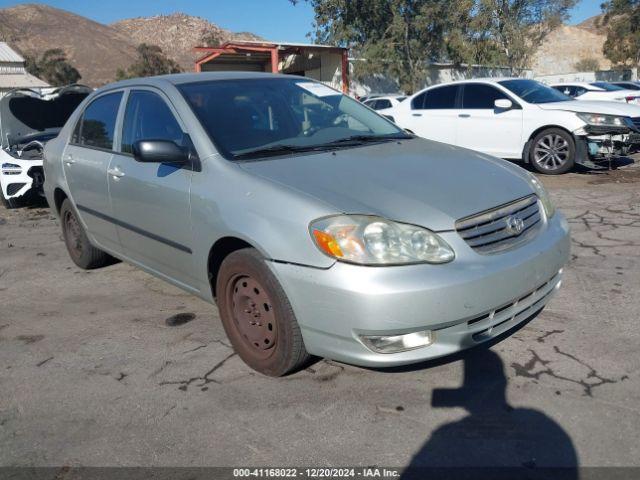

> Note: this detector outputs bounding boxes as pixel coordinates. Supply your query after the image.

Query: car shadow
[512,155,635,176]
[399,343,578,479]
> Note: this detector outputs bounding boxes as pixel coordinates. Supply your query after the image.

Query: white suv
[391,78,640,174]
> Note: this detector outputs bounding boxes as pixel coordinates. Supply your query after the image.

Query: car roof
[550,81,603,89]
[93,71,309,93]
[419,77,532,89]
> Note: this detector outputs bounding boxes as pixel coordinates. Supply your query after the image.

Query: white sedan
[550,82,640,104]
[363,95,407,115]
[390,78,640,174]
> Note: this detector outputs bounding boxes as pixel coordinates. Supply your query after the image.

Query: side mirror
[132,140,188,164]
[494,99,513,110]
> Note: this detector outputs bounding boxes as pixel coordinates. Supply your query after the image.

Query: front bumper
[1,158,44,200]
[269,212,570,367]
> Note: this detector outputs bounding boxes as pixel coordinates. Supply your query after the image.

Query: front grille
[455,195,542,254]
[6,183,26,196]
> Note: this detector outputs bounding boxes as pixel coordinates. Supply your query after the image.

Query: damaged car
[0,84,91,208]
[44,73,569,376]
[391,78,640,174]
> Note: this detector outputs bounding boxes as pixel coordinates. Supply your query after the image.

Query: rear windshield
[178,78,406,160]
[591,82,625,91]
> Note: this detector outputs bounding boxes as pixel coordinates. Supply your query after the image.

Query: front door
[108,88,196,288]
[63,91,124,252]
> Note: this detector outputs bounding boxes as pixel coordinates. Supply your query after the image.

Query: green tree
[574,57,600,71]
[292,0,477,94]
[24,48,81,86]
[116,43,181,80]
[292,0,576,90]
[468,0,577,71]
[600,0,640,67]
[201,31,223,47]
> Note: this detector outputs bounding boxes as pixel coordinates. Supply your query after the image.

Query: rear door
[456,83,523,159]
[63,91,124,252]
[108,88,196,288]
[404,85,459,145]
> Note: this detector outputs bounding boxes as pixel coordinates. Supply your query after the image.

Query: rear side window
[426,86,458,109]
[121,90,184,154]
[376,99,392,109]
[76,92,122,150]
[411,91,427,109]
[462,84,510,109]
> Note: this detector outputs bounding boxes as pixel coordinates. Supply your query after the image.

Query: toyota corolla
[44,72,570,376]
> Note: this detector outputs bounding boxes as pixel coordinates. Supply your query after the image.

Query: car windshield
[178,78,410,160]
[499,79,572,104]
[591,82,626,91]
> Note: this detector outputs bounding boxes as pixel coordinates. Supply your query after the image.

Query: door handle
[412,113,422,117]
[458,114,471,118]
[64,154,75,165]
[107,167,125,178]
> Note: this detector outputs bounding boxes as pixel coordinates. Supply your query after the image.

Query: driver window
[121,90,184,154]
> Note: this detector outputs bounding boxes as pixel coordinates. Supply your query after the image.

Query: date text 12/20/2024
[233,468,400,478]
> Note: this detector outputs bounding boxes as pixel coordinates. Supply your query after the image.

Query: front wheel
[216,248,311,376]
[529,128,575,175]
[1,194,20,209]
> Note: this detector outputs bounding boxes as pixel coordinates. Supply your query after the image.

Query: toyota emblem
[505,215,525,235]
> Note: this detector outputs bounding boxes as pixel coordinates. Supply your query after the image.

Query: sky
[0,0,603,43]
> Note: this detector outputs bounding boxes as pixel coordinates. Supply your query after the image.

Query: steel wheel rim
[64,210,83,258]
[534,134,570,171]
[229,274,277,359]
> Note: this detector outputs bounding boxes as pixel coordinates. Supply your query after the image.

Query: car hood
[0,84,91,149]
[537,100,640,116]
[239,138,535,231]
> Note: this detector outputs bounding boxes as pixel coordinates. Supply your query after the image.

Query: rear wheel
[60,199,111,269]
[529,128,575,175]
[216,248,310,376]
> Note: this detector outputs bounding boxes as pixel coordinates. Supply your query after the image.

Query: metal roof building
[0,42,49,96]
[194,40,349,93]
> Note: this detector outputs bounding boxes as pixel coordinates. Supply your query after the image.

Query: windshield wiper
[233,144,318,160]
[316,133,413,148]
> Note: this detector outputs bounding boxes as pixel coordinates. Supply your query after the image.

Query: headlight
[576,112,627,127]
[310,215,454,265]
[529,176,555,218]
[1,162,22,174]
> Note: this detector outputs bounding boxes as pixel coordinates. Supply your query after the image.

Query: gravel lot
[1,159,639,471]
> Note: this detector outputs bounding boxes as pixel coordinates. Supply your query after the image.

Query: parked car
[390,78,640,174]
[45,72,570,376]
[611,81,640,91]
[550,82,640,104]
[0,85,91,208]
[363,95,407,115]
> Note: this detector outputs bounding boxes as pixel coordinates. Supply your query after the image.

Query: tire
[529,128,575,175]
[60,199,111,269]
[216,248,311,376]
[1,194,20,209]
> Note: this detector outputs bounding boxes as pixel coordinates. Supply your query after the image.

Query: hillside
[0,4,137,86]
[0,4,263,86]
[110,13,262,71]
[531,16,610,76]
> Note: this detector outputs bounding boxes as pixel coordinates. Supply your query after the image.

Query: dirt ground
[1,158,639,471]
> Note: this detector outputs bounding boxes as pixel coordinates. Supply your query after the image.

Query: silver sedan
[44,72,570,376]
